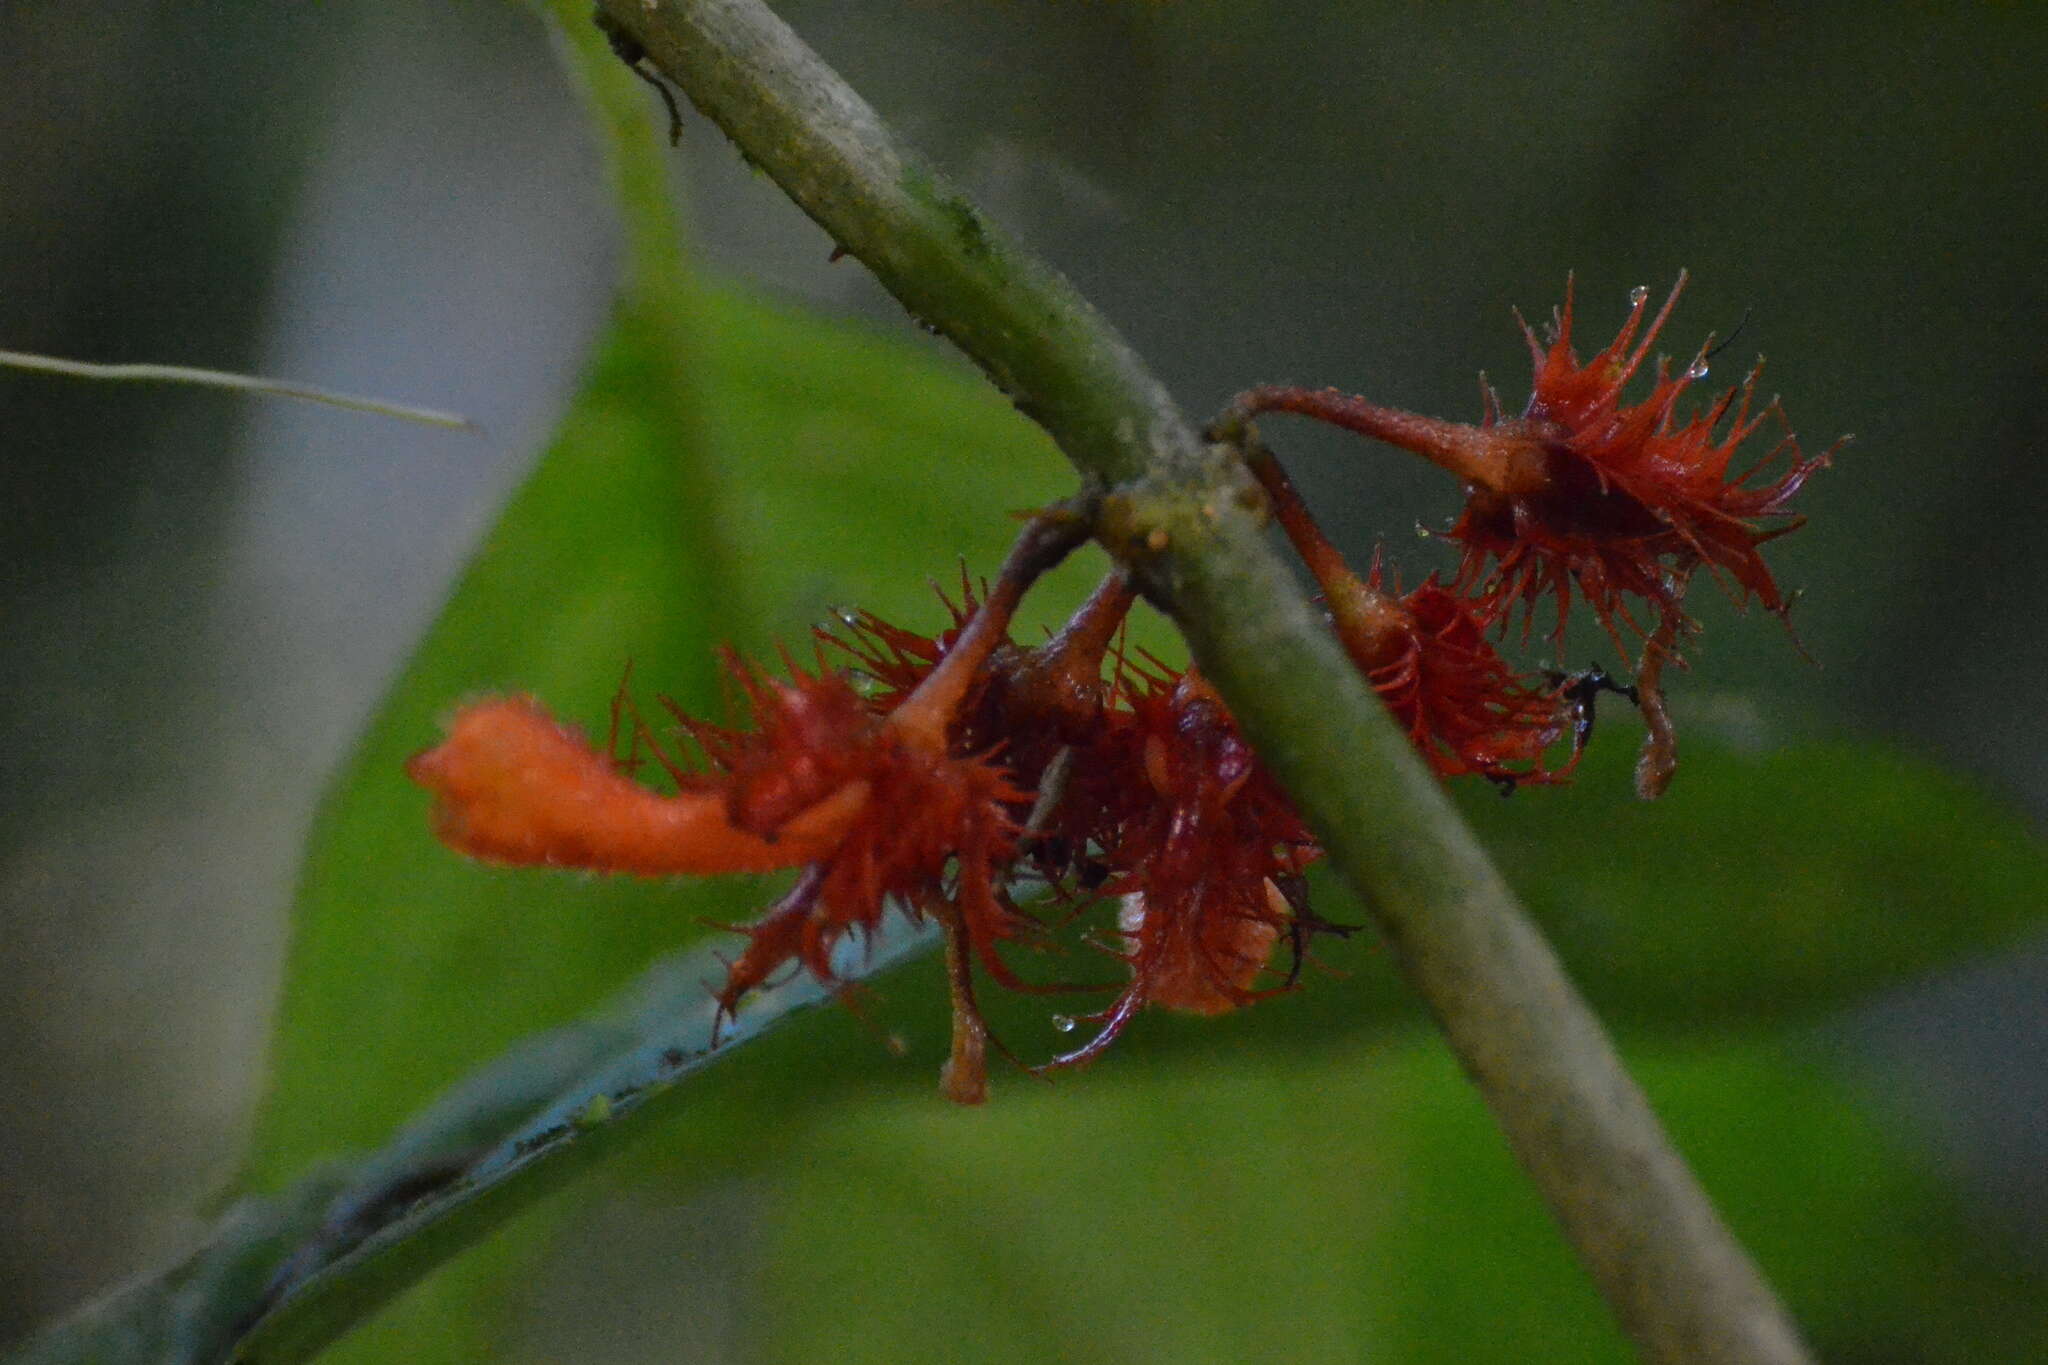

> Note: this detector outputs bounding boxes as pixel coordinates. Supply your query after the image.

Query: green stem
[598,3,1815,1362]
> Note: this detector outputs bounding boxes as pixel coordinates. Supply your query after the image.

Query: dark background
[3,0,2042,1348]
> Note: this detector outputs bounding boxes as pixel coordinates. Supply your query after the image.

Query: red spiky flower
[1223,273,1836,794]
[1459,274,1832,650]
[1229,273,1830,649]
[1361,574,1580,784]
[1046,665,1320,1067]
[819,562,1321,1071]
[1243,445,1578,787]
[414,277,1836,1096]
[411,517,1098,1103]
[410,658,1034,1101]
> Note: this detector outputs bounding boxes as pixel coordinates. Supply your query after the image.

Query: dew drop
[1685,359,1710,381]
[1630,284,1650,305]
[1415,522,1433,539]
[1050,1013,1078,1034]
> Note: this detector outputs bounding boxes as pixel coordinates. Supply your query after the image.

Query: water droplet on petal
[1685,360,1710,381]
[1051,1013,1077,1034]
[1630,284,1650,305]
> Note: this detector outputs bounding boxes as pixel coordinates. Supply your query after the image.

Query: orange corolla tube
[407,696,868,875]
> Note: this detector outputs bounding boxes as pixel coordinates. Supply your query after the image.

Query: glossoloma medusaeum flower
[1219,272,1838,796]
[413,274,1834,1098]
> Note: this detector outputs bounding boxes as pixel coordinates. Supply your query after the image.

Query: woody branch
[592,2,1814,1361]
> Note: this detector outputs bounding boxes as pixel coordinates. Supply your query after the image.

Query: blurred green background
[3,1,2043,1360]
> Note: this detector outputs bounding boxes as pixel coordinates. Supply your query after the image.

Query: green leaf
[242,316,720,1178]
[106,8,1126,1359]
[216,277,1104,1360]
[227,925,937,1365]
[4,1180,351,1365]
[7,927,938,1365]
[23,2,2040,1356]
[972,729,2048,1092]
[239,10,1093,1216]
[1466,734,2048,1025]
[1101,731,2048,1057]
[747,1032,2048,1365]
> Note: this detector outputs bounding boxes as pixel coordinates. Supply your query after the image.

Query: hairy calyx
[414,275,1837,1097]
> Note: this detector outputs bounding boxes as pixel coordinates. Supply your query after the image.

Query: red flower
[1450,273,1831,649]
[411,649,1036,1103]
[1242,446,1576,786]
[411,517,1109,1102]
[1358,571,1575,786]
[1228,272,1832,652]
[1047,667,1319,1067]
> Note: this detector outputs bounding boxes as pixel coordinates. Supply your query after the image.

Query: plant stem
[1242,443,1410,673]
[1228,383,1553,494]
[598,2,1815,1360]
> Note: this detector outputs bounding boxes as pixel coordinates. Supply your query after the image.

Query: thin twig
[0,349,474,429]
[597,3,1816,1361]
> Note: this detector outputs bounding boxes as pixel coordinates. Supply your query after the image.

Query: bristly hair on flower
[1217,272,1841,796]
[1241,443,1583,788]
[411,513,1096,1103]
[411,274,1836,1099]
[1043,664,1321,1069]
[1224,272,1834,652]
[1455,272,1834,652]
